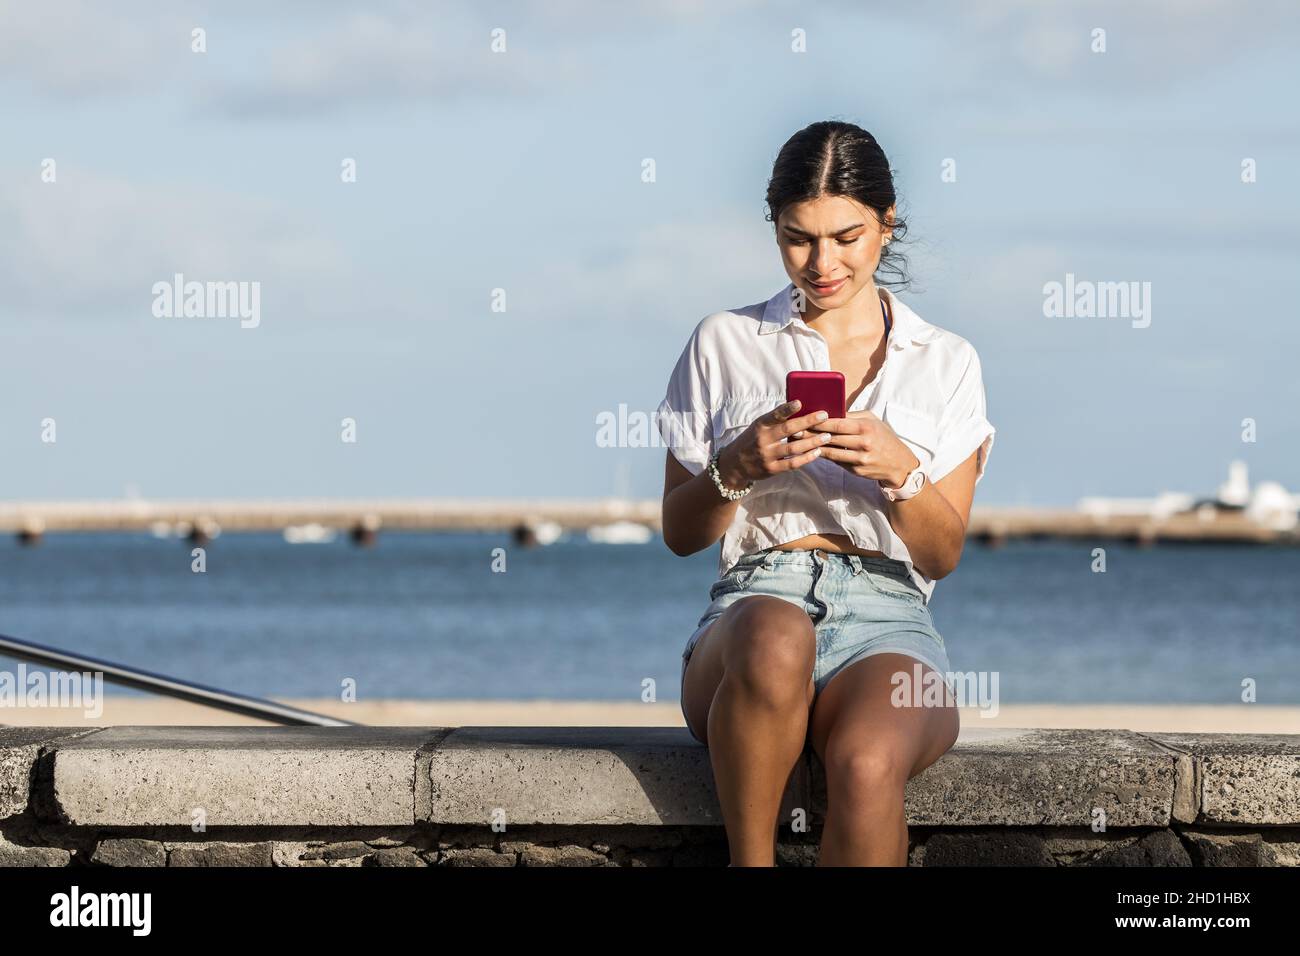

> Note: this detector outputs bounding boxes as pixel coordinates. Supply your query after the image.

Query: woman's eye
[788,237,860,246]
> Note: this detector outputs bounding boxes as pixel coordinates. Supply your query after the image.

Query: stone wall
[2,726,1297,866]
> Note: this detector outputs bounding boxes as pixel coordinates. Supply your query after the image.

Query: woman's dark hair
[764,120,911,290]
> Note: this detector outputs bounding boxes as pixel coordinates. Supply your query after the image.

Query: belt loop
[847,554,864,576]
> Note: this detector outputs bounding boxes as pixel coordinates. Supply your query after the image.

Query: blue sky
[2,0,1297,506]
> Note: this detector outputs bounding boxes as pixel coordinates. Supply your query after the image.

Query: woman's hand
[714,399,834,488]
[802,411,920,488]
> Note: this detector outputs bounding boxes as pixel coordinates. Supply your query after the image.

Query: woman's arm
[811,401,986,580]
[881,449,981,579]
[882,342,992,578]
[660,450,744,556]
[661,401,829,556]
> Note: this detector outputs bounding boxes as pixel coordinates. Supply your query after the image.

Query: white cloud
[0,167,348,317]
[534,212,784,323]
[0,1,574,111]
[0,0,196,97]
[204,9,573,117]
[868,0,1300,94]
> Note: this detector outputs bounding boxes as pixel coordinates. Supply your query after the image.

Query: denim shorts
[679,548,953,745]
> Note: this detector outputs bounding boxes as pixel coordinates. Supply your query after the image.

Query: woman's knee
[719,596,815,702]
[823,743,909,800]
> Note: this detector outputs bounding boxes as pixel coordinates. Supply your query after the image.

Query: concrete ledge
[2,725,1298,866]
[0,727,102,818]
[425,726,727,826]
[819,727,1178,828]
[47,727,452,826]
[1147,733,1300,825]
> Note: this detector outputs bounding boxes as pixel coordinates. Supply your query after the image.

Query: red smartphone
[786,370,845,422]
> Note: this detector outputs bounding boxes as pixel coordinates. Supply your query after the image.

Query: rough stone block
[0,831,70,866]
[50,726,448,826]
[1147,733,1300,825]
[815,727,1179,827]
[0,727,103,819]
[519,844,609,866]
[921,830,1055,866]
[424,726,785,826]
[91,838,166,867]
[1087,829,1192,866]
[168,841,274,867]
[436,847,516,866]
[1184,830,1266,867]
[365,846,426,866]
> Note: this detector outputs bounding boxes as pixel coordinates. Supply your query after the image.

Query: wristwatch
[707,450,754,501]
[879,464,927,501]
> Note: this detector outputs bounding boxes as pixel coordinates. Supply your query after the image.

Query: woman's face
[776,195,893,310]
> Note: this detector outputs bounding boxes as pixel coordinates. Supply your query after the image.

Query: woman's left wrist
[882,452,920,490]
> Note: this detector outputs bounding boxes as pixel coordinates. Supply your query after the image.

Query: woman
[657,120,995,867]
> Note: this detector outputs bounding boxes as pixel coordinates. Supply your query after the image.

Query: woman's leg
[806,653,960,866]
[681,595,817,866]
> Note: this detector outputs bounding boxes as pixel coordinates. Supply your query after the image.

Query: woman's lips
[808,276,847,295]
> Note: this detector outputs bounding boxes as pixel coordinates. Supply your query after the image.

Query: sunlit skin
[763,194,978,573]
[666,192,984,865]
[776,193,894,340]
[775,194,911,486]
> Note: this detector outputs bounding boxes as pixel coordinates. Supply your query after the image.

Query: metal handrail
[0,631,356,726]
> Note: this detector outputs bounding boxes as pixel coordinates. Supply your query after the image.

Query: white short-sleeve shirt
[656,282,995,604]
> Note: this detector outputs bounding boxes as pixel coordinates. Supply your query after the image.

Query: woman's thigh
[681,595,817,747]
[804,576,958,778]
[808,652,960,783]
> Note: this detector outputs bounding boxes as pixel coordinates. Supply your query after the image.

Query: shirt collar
[758,282,940,350]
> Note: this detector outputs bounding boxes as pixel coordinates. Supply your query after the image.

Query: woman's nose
[808,241,836,270]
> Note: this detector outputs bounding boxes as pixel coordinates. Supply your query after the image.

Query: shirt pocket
[881,401,940,473]
[712,397,780,451]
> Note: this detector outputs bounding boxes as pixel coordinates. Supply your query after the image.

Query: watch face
[885,469,923,500]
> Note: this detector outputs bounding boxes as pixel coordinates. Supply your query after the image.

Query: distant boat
[585,463,653,544]
[1245,481,1298,532]
[1217,461,1251,507]
[283,523,338,544]
[175,519,221,543]
[1078,460,1298,527]
[511,519,564,547]
[531,520,564,546]
[586,520,653,545]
